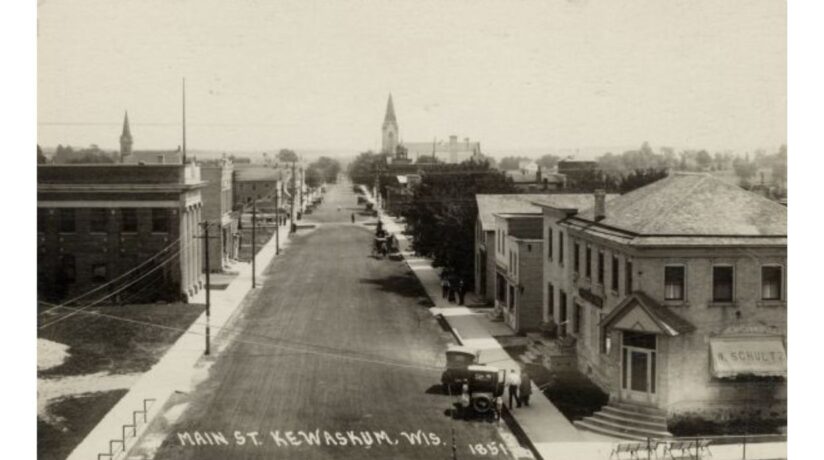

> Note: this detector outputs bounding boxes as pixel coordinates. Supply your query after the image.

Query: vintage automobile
[463,365,506,414]
[441,345,480,391]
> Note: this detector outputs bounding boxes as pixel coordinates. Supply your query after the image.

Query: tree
[346,150,388,186]
[277,149,298,163]
[400,164,515,284]
[535,154,560,170]
[37,145,46,164]
[308,156,341,184]
[497,156,528,170]
[695,150,713,170]
[618,168,668,193]
[304,165,323,188]
[733,157,757,182]
[771,144,787,186]
[416,155,442,164]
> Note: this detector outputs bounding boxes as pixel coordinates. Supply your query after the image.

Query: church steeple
[120,111,133,160]
[381,94,399,155]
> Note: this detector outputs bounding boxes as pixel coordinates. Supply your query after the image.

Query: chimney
[594,189,606,221]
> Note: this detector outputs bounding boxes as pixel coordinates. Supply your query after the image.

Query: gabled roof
[572,172,787,237]
[475,194,544,231]
[600,291,695,336]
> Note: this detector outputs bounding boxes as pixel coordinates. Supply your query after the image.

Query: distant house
[200,159,239,272]
[557,159,598,189]
[505,167,565,192]
[233,167,286,208]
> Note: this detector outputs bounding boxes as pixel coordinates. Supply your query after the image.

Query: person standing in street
[506,369,521,409]
[351,213,355,223]
[495,395,504,424]
[458,279,466,305]
[519,369,532,407]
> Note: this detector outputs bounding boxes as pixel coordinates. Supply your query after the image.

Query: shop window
[611,254,619,291]
[151,208,170,233]
[547,283,554,318]
[92,263,107,283]
[90,208,108,233]
[712,265,734,302]
[508,285,515,311]
[122,208,138,233]
[496,274,506,302]
[761,266,783,300]
[547,227,553,260]
[597,250,605,284]
[664,265,686,300]
[59,208,76,233]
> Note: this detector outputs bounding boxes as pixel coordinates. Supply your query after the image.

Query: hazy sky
[37,0,786,155]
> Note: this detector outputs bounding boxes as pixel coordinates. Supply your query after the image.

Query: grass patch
[38,302,204,377]
[669,416,787,437]
[237,226,275,261]
[38,389,128,460]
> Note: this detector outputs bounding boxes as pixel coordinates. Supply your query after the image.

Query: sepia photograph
[12,0,811,459]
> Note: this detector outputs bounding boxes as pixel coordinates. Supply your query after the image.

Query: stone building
[200,159,239,272]
[37,163,206,303]
[535,173,787,434]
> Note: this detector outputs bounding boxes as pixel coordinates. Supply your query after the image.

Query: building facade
[201,160,239,272]
[37,164,206,304]
[493,213,543,333]
[537,174,787,423]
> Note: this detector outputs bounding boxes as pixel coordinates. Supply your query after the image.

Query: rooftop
[530,193,617,213]
[475,194,546,231]
[571,172,787,238]
[234,167,286,182]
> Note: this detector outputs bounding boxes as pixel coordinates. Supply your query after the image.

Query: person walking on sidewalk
[506,369,521,409]
[351,213,355,223]
[441,278,450,299]
[458,279,466,305]
[447,280,457,303]
[519,369,532,407]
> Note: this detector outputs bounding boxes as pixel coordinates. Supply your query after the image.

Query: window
[625,260,633,294]
[611,254,619,291]
[664,265,685,300]
[573,302,582,335]
[761,266,782,301]
[585,246,592,278]
[151,208,170,233]
[547,283,555,318]
[573,242,580,273]
[559,290,568,336]
[90,208,108,233]
[600,313,611,354]
[59,208,76,233]
[122,208,138,232]
[712,265,734,302]
[496,274,506,302]
[60,255,76,283]
[597,250,605,284]
[558,232,564,265]
[547,227,553,260]
[91,263,107,283]
[38,208,47,233]
[508,285,516,310]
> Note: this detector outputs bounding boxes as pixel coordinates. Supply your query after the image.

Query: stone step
[594,409,669,432]
[601,405,667,424]
[610,401,668,417]
[576,415,672,440]
[574,420,648,441]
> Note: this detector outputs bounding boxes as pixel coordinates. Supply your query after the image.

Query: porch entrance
[621,331,657,404]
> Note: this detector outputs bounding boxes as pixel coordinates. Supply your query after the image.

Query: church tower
[119,111,133,161]
[381,94,399,155]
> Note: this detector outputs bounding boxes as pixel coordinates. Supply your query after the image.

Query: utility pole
[197,221,217,356]
[251,203,257,288]
[274,186,280,255]
[291,161,296,232]
[182,78,187,164]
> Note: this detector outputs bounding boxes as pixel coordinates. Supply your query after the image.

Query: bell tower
[381,94,399,155]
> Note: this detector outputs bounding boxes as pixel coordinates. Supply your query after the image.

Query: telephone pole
[290,161,296,232]
[197,221,218,355]
[274,186,280,255]
[251,203,257,288]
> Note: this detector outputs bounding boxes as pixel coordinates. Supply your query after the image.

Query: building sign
[709,337,786,378]
[578,288,603,308]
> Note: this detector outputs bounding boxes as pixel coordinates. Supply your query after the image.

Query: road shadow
[359,273,430,300]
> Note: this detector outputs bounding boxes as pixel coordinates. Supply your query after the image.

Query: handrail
[97,398,157,460]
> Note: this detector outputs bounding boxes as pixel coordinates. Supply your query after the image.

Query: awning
[709,336,786,378]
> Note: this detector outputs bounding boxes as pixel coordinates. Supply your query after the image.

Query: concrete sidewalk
[361,185,787,460]
[67,219,294,460]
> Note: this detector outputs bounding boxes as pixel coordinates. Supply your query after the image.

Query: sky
[37,0,786,157]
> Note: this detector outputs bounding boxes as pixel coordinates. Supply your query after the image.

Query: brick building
[37,164,206,303]
[536,173,787,430]
[200,159,239,272]
[233,167,286,207]
[492,213,543,333]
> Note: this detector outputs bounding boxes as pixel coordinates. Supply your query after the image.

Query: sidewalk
[67,219,293,460]
[361,185,787,460]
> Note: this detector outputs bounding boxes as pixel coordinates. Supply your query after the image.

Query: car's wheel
[472,395,493,413]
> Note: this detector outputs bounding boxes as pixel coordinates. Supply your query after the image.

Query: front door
[620,332,657,405]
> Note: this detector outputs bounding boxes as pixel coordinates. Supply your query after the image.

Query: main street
[142,181,525,459]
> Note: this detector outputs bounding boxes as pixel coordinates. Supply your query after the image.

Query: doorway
[620,331,657,405]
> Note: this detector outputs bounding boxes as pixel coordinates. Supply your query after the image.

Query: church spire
[383,93,397,125]
[120,111,133,160]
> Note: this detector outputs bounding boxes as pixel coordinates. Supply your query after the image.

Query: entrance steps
[574,401,672,441]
